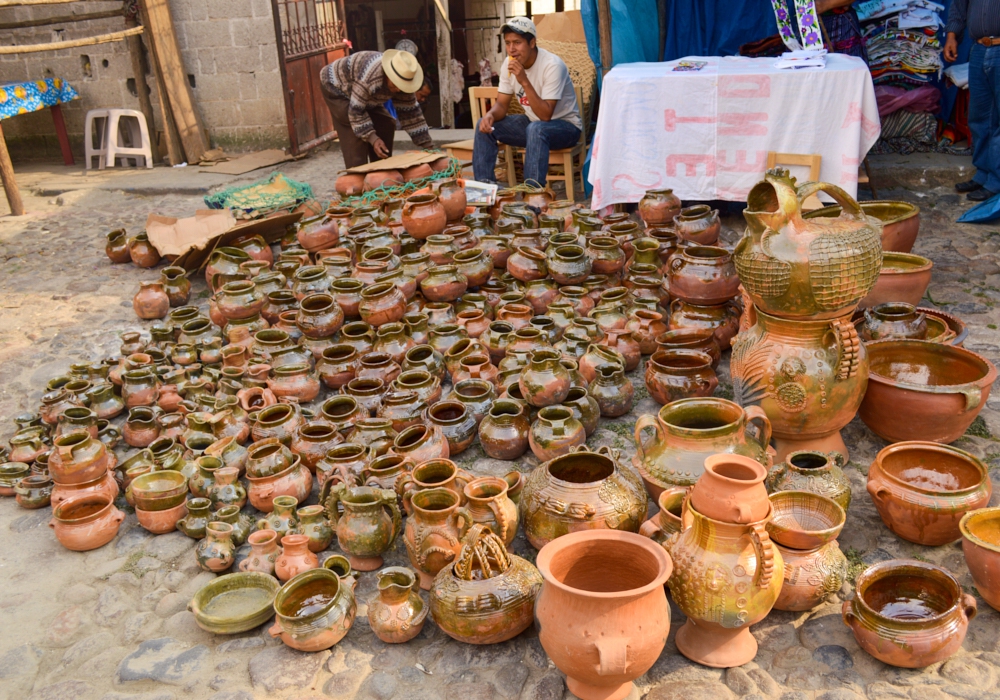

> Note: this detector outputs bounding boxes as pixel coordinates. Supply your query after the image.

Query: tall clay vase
[667,500,784,668]
[326,484,402,571]
[536,531,673,700]
[368,567,429,643]
[731,307,867,461]
[404,487,473,590]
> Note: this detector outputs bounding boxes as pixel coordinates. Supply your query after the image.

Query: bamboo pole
[0,8,122,30]
[0,26,142,54]
[0,122,25,217]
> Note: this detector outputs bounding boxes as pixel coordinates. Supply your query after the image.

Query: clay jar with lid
[645,349,718,405]
[402,193,447,239]
[843,559,975,668]
[638,188,682,225]
[867,442,991,546]
[358,282,406,327]
[668,245,740,305]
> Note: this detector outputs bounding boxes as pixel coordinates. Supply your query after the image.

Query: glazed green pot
[188,571,280,634]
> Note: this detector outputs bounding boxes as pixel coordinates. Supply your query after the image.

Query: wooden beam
[596,0,612,76]
[435,0,454,128]
[0,25,141,54]
[137,0,182,165]
[140,0,208,163]
[125,12,159,163]
[0,8,122,30]
[0,0,120,6]
[0,122,25,217]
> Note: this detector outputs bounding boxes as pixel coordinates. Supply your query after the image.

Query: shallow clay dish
[918,306,968,347]
[860,340,997,444]
[961,508,1000,612]
[767,490,846,549]
[859,252,932,309]
[188,571,280,634]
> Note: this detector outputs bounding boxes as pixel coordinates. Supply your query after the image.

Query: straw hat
[382,50,423,93]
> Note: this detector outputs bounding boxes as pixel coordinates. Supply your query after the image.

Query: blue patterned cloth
[0,78,79,121]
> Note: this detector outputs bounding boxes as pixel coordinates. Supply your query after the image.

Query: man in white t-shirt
[473,17,582,188]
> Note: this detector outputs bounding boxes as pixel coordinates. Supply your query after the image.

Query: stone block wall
[0,0,289,162]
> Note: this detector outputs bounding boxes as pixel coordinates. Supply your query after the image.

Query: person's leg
[322,88,372,168]
[981,47,1000,193]
[473,114,530,182]
[369,104,397,159]
[967,44,992,189]
[522,119,582,185]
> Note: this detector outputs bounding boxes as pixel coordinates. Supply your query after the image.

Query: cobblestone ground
[0,156,998,700]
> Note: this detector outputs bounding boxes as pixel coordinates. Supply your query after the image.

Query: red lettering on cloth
[664,109,716,132]
[718,75,770,98]
[667,154,716,177]
[717,150,768,172]
[719,112,768,136]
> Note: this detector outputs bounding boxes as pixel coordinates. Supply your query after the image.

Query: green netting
[204,172,314,216]
[338,155,462,208]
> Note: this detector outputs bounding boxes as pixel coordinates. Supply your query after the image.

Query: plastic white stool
[84,109,110,170]
[104,109,153,169]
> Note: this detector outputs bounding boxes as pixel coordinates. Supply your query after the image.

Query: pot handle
[743,405,772,452]
[866,481,889,506]
[382,489,403,540]
[670,298,683,314]
[962,593,978,622]
[639,517,667,545]
[827,451,847,468]
[830,317,862,381]
[956,386,983,412]
[842,599,856,628]
[452,506,474,539]
[796,182,865,221]
[112,508,125,524]
[258,483,275,499]
[594,637,629,677]
[268,619,282,638]
[748,522,775,588]
[669,256,685,272]
[325,483,344,527]
[634,414,664,465]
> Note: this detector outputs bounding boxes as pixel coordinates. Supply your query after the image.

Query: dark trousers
[969,44,1000,192]
[323,87,396,169]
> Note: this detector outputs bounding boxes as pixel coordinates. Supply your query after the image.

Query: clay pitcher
[403,487,473,590]
[462,476,519,547]
[326,484,402,571]
[536,531,673,700]
[368,566,429,643]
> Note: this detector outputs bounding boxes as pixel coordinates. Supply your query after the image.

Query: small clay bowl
[859,252,932,309]
[766,490,846,550]
[860,340,997,444]
[960,507,1000,612]
[188,571,280,634]
[126,470,189,511]
[136,500,188,534]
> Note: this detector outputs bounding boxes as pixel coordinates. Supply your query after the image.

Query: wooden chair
[443,86,514,181]
[766,152,823,209]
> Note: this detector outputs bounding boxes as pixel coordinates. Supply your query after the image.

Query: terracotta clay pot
[860,302,928,341]
[402,193,448,239]
[274,533,319,581]
[239,529,281,576]
[859,340,996,444]
[435,178,467,221]
[634,398,772,497]
[844,559,975,668]
[133,282,170,320]
[160,266,192,307]
[359,282,406,327]
[478,399,531,460]
[430,525,542,644]
[246,456,312,513]
[462,476,519,546]
[673,204,721,245]
[14,473,53,509]
[269,568,357,651]
[426,401,477,456]
[367,567,428,643]
[364,169,403,191]
[668,299,741,350]
[420,266,468,302]
[49,430,110,485]
[404,487,472,589]
[128,233,161,268]
[767,450,851,511]
[638,486,688,544]
[396,458,471,513]
[690,454,771,525]
[519,348,571,407]
[106,229,131,263]
[336,173,365,195]
[668,245,740,305]
[806,199,920,253]
[645,349,717,405]
[589,363,634,417]
[638,188,682,226]
[961,507,1000,612]
[867,442,991,546]
[135,500,188,535]
[50,494,125,551]
[529,406,586,462]
[774,539,848,612]
[537,530,673,700]
[859,252,932,309]
[325,483,402,571]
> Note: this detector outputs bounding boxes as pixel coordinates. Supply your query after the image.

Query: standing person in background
[945,0,1000,201]
[473,17,582,187]
[320,50,433,168]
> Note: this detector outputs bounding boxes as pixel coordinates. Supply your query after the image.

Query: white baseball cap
[501,16,537,39]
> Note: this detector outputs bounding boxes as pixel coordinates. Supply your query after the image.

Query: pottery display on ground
[843,559,975,668]
[536,530,673,700]
[859,339,996,444]
[960,507,1000,612]
[368,566,428,643]
[867,441,991,546]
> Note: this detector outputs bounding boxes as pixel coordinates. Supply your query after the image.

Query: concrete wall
[0,0,288,162]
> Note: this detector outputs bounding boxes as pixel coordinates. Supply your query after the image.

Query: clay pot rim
[454,378,493,399]
[767,490,846,548]
[332,278,365,291]
[866,339,997,392]
[676,204,714,219]
[680,245,730,260]
[325,443,368,461]
[879,251,933,274]
[248,528,279,546]
[136,499,188,521]
[703,453,766,487]
[650,349,714,371]
[245,456,304,484]
[53,493,115,524]
[536,529,672,600]
[960,506,1000,553]
[361,281,397,299]
[428,401,470,425]
[806,199,920,226]
[874,441,988,496]
[189,571,280,629]
[376,565,418,591]
[853,558,963,626]
[129,469,188,496]
[274,568,342,621]
[0,461,30,477]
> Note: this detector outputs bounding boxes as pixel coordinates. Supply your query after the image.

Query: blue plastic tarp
[661,0,778,61]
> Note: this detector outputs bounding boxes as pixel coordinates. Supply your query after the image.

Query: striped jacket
[321,51,433,148]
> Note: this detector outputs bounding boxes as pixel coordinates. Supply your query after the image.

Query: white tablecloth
[588,55,881,208]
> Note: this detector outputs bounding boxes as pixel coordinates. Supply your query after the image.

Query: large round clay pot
[246,456,312,513]
[668,245,740,305]
[735,170,883,320]
[633,398,772,498]
[325,483,401,571]
[50,494,125,551]
[668,500,783,668]
[50,471,119,509]
[731,308,868,461]
[269,568,357,651]
[48,430,110,485]
[844,559,975,668]
[529,406,586,462]
[521,445,647,550]
[668,299,741,349]
[867,442,991,546]
[402,193,448,239]
[961,507,1000,612]
[133,282,170,320]
[435,178,467,221]
[689,454,770,525]
[638,188,682,226]
[537,530,672,700]
[673,204,721,245]
[774,540,848,612]
[805,200,920,253]
[645,349,717,405]
[859,339,996,444]
[403,487,473,590]
[859,251,932,309]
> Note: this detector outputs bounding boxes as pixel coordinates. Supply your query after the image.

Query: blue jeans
[473,114,581,186]
[969,44,1000,192]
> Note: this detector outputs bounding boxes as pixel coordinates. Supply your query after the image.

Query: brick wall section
[0,0,289,162]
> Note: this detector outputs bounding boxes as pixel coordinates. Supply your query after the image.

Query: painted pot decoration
[403,487,473,590]
[766,450,851,511]
[867,442,991,546]
[859,251,932,309]
[368,567,428,644]
[667,500,783,668]
[731,307,868,461]
[843,559,975,668]
[269,568,357,651]
[634,398,772,497]
[960,508,1000,612]
[774,539,848,613]
[50,494,125,551]
[521,445,647,550]
[859,339,997,444]
[536,530,673,700]
[735,170,882,320]
[430,525,542,645]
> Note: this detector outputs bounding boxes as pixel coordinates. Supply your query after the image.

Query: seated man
[473,17,582,187]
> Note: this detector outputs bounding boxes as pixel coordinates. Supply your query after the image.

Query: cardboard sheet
[146,210,237,258]
[343,151,443,175]
[200,149,291,174]
[534,11,587,43]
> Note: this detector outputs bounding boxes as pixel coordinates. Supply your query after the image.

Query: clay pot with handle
[325,483,402,571]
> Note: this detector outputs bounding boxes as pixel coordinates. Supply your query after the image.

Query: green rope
[339,155,463,208]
